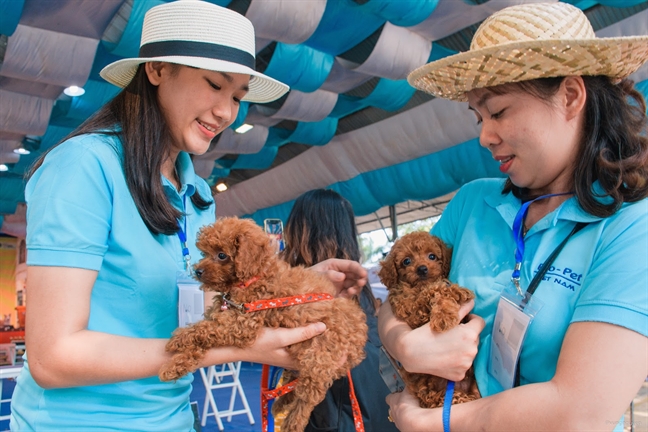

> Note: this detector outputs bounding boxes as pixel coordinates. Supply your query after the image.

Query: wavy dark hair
[281,189,376,314]
[28,64,213,235]
[498,76,648,217]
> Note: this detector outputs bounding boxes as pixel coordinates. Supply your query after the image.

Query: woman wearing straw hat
[379,2,648,431]
[10,2,367,430]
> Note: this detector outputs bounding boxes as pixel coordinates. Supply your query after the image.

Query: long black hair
[282,189,377,314]
[29,64,213,235]
[499,76,648,217]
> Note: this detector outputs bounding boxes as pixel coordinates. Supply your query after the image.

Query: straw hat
[408,2,648,101]
[100,0,289,103]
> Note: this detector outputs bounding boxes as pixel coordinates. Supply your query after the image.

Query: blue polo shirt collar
[162,152,197,198]
[484,184,605,235]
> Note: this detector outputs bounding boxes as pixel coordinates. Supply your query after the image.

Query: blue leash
[443,381,455,432]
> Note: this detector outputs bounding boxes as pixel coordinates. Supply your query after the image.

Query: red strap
[260,365,365,432]
[244,293,333,313]
[261,364,298,432]
[348,370,365,432]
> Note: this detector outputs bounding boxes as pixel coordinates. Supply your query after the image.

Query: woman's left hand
[310,258,367,298]
[386,389,440,432]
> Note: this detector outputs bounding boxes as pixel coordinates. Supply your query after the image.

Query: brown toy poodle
[159,217,368,432]
[378,231,480,408]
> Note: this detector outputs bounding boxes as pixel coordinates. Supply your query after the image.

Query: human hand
[380,300,484,381]
[309,258,368,299]
[213,323,327,369]
[386,388,441,432]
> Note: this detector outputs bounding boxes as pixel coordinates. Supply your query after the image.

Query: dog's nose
[416,265,428,276]
[194,268,204,279]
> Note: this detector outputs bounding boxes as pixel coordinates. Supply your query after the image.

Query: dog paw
[430,314,458,332]
[159,364,183,382]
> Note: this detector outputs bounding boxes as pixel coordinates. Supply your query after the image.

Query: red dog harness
[216,282,365,432]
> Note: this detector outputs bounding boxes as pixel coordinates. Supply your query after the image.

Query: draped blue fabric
[263,43,335,93]
[0,0,25,36]
[330,78,416,118]
[104,0,167,56]
[231,146,279,170]
[290,118,338,146]
[305,0,385,55]
[66,81,121,122]
[248,138,503,224]
[231,102,250,130]
[596,0,647,6]
[265,128,294,148]
[428,43,458,63]
[356,0,439,27]
[0,178,25,214]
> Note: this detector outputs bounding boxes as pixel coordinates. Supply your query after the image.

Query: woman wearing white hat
[10,2,367,430]
[379,2,648,431]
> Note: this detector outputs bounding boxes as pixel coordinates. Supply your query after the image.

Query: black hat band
[139,40,255,70]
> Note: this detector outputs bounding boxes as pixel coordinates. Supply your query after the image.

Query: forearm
[450,381,590,431]
[28,330,239,388]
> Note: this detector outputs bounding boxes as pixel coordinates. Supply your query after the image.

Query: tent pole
[389,205,397,241]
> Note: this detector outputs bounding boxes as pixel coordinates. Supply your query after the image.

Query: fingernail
[313,322,326,332]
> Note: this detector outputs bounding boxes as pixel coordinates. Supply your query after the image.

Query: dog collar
[238,276,260,289]
[217,292,334,313]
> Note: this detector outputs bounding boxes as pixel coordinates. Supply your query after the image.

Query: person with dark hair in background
[281,189,398,432]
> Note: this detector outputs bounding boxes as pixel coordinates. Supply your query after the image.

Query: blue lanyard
[176,194,192,274]
[511,192,573,295]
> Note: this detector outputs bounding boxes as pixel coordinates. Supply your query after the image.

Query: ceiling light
[234,123,253,134]
[0,164,8,172]
[215,182,228,192]
[64,85,85,97]
[13,148,30,155]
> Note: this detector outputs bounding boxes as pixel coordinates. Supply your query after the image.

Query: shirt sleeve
[25,135,117,270]
[572,200,648,337]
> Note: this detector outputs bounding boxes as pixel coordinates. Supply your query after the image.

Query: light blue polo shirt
[432,178,647,420]
[11,133,215,431]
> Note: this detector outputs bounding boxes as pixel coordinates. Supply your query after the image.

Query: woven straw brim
[408,36,648,101]
[100,56,289,104]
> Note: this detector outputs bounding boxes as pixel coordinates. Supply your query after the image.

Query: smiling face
[145,63,250,158]
[466,77,586,196]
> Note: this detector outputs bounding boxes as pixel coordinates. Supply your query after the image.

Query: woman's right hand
[378,300,484,381]
[203,322,327,370]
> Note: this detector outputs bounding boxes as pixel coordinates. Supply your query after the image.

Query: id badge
[177,271,204,328]
[488,284,543,390]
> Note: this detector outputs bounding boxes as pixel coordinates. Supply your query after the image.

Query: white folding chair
[199,362,255,430]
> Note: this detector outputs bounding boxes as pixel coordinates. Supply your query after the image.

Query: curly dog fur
[159,217,368,432]
[378,231,480,408]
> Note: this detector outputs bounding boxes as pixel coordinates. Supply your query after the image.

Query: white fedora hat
[100,0,289,103]
[408,2,648,101]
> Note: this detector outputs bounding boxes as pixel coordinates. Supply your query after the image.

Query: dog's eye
[216,252,228,261]
[428,253,437,261]
[402,258,412,266]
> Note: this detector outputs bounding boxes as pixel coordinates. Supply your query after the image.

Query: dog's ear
[441,244,453,278]
[378,249,398,289]
[234,220,275,282]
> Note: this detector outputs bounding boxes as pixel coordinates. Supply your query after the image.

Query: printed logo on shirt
[534,263,583,292]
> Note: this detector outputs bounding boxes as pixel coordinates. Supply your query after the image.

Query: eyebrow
[468,92,494,112]
[218,72,250,92]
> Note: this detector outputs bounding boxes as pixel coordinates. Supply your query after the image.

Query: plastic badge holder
[378,346,405,393]
[264,218,284,253]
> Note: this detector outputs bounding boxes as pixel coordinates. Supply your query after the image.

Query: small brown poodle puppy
[378,231,480,408]
[159,217,368,432]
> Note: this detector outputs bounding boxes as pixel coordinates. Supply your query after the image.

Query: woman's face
[146,63,250,156]
[467,79,584,196]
